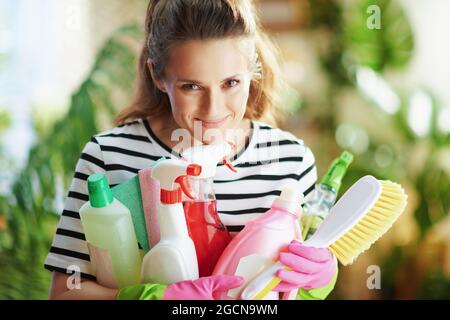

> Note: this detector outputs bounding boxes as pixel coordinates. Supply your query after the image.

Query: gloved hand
[116,282,167,300]
[273,240,337,292]
[116,275,244,300]
[163,275,244,300]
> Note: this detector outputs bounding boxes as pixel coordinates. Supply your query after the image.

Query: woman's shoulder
[78,119,152,158]
[252,120,315,163]
[253,121,308,147]
[91,118,152,145]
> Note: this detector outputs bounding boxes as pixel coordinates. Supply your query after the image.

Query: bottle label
[228,254,275,300]
[87,242,118,289]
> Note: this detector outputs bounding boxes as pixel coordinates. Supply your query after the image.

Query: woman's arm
[49,272,119,300]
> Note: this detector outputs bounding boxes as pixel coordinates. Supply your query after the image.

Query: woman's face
[150,37,253,144]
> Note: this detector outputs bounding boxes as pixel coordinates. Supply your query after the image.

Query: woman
[45,0,337,300]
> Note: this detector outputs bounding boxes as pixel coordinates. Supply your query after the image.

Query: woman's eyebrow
[177,74,242,84]
[221,74,242,82]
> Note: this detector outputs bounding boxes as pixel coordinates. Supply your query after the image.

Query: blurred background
[0,0,449,299]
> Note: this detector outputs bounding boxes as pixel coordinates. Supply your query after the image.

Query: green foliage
[414,154,450,238]
[377,246,406,299]
[418,270,450,299]
[0,108,11,134]
[311,0,414,86]
[343,0,414,71]
[303,0,449,299]
[0,23,143,299]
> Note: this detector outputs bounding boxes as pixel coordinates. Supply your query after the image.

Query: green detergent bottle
[79,173,142,288]
[301,151,353,240]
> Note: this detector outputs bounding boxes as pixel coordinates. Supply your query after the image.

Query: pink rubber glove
[163,275,244,300]
[273,240,337,292]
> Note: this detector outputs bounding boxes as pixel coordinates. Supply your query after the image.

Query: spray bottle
[181,143,237,277]
[141,158,202,284]
[301,151,353,240]
[79,173,142,289]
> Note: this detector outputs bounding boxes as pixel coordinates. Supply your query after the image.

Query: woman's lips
[196,116,229,128]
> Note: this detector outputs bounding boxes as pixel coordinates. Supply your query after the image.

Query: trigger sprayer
[301,151,354,240]
[141,158,202,284]
[181,142,237,277]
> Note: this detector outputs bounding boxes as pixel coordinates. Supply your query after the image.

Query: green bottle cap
[320,151,354,193]
[87,173,114,208]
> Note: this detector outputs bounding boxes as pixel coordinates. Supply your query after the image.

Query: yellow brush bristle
[329,180,408,266]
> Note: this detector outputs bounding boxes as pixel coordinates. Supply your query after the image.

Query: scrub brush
[241,175,408,300]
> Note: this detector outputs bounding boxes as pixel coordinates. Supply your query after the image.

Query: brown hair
[115,0,284,126]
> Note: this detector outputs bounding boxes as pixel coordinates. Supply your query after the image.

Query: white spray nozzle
[151,158,202,203]
[151,158,201,190]
[181,142,236,178]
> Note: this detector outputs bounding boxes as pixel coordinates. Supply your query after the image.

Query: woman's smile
[195,115,230,128]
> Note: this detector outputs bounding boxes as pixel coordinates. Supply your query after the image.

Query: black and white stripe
[44,119,317,278]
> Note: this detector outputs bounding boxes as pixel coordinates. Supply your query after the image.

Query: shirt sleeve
[44,137,105,280]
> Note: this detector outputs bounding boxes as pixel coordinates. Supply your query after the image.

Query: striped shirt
[44,118,317,280]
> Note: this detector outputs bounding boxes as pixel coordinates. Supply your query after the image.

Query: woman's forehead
[165,38,253,82]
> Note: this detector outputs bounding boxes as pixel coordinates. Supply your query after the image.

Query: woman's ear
[147,59,166,92]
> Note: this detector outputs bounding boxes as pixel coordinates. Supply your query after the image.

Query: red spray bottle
[181,143,237,277]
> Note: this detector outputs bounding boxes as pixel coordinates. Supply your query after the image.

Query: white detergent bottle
[79,173,142,289]
[141,158,202,284]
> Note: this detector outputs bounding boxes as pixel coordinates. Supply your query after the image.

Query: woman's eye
[225,79,240,88]
[182,83,200,91]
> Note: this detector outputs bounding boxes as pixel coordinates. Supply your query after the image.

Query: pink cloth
[273,240,337,292]
[138,168,161,248]
[163,275,244,300]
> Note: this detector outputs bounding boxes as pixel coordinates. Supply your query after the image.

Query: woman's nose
[203,89,224,116]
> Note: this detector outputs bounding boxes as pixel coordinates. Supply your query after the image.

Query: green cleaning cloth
[111,175,150,253]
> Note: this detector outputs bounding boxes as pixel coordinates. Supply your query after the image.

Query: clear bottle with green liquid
[301,151,353,240]
[79,173,142,288]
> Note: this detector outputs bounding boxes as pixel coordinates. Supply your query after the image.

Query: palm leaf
[0,22,143,299]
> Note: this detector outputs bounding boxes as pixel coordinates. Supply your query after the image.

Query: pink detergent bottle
[212,188,303,300]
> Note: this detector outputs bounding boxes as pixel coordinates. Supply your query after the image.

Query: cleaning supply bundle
[301,151,353,240]
[181,143,236,277]
[79,173,142,288]
[141,158,202,284]
[211,188,304,300]
[241,175,408,300]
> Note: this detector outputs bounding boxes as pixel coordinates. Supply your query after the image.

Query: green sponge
[111,176,150,253]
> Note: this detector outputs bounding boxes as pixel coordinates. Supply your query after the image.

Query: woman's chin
[185,120,241,145]
[202,127,233,145]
